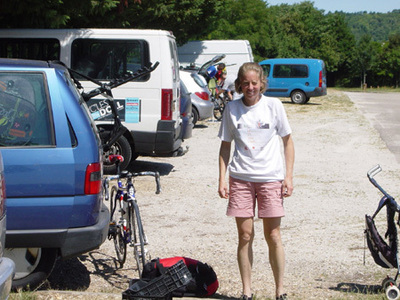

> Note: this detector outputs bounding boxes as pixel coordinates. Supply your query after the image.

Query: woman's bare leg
[263,217,285,298]
[236,217,255,297]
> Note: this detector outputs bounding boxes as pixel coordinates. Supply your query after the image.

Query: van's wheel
[100,131,132,174]
[291,90,307,104]
[5,248,58,291]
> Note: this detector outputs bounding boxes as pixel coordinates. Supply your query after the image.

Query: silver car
[180,70,213,125]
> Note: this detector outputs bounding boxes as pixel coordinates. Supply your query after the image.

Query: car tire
[192,107,199,125]
[100,131,132,174]
[291,90,308,104]
[5,247,58,291]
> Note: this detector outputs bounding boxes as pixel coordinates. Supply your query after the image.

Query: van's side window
[0,72,54,147]
[261,64,271,77]
[71,39,150,81]
[0,38,60,61]
[273,64,308,78]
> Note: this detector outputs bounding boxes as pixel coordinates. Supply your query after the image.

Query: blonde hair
[235,62,267,94]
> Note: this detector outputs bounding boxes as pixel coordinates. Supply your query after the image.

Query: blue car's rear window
[0,72,54,146]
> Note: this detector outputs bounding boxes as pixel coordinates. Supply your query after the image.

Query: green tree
[378,34,400,88]
[120,0,224,45]
[351,35,381,87]
[345,10,400,42]
[0,0,121,28]
[205,0,274,62]
[262,3,355,77]
[0,0,224,45]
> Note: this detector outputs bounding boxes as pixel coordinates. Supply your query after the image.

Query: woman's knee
[238,230,254,244]
[236,217,254,244]
[264,227,282,246]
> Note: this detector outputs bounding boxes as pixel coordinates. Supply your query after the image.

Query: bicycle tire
[110,186,127,267]
[109,186,118,221]
[213,98,225,121]
[129,201,148,278]
[114,227,127,268]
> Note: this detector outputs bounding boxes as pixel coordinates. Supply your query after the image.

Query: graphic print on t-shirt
[237,119,271,153]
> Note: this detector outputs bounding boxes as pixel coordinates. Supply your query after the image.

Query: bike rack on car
[68,62,159,152]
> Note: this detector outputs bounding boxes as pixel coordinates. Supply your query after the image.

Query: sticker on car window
[87,99,125,121]
[125,98,140,123]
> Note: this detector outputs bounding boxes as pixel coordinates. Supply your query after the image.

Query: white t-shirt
[218,95,292,182]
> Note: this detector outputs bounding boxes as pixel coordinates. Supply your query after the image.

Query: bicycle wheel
[129,201,148,278]
[109,186,118,221]
[213,98,225,121]
[111,186,127,268]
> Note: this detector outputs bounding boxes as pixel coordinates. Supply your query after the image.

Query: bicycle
[103,154,161,277]
[212,92,229,121]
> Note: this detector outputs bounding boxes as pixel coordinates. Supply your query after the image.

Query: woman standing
[218,62,294,300]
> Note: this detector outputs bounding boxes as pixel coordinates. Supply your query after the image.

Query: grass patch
[332,86,400,93]
[9,290,37,300]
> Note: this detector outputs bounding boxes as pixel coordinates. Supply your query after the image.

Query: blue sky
[266,0,400,13]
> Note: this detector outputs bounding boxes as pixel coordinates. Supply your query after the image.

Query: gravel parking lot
[27,90,400,300]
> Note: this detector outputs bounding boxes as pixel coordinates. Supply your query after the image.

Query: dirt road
[31,90,400,300]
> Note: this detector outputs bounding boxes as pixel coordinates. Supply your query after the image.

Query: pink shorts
[227,176,284,218]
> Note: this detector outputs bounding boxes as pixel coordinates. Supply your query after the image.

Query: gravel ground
[22,90,400,300]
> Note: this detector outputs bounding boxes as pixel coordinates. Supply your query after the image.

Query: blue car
[259,58,327,104]
[0,58,108,290]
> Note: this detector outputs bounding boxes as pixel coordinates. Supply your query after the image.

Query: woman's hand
[282,177,293,197]
[218,181,229,199]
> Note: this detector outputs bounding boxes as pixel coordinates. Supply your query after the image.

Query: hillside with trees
[0,0,399,88]
[343,10,400,42]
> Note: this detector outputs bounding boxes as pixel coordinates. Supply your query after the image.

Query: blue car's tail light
[84,163,101,195]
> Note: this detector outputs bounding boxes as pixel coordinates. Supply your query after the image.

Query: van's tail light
[195,92,209,101]
[162,89,173,120]
[85,163,102,195]
[319,71,323,88]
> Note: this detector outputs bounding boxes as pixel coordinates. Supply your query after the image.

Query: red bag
[142,256,219,297]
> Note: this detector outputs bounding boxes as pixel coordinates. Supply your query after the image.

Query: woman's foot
[240,294,253,300]
[276,293,287,300]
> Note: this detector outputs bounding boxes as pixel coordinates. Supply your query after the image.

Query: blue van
[259,58,327,104]
[0,58,108,290]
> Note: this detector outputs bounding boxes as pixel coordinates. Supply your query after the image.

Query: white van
[178,40,254,77]
[0,28,183,172]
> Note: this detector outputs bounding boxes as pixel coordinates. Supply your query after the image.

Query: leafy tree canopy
[343,10,400,42]
[0,0,399,87]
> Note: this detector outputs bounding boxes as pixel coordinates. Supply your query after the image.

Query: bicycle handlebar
[367,164,390,197]
[367,164,382,179]
[103,177,110,201]
[105,171,161,195]
[366,164,400,214]
[130,171,161,194]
